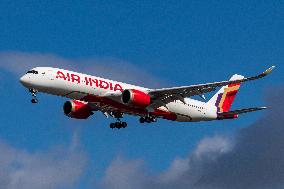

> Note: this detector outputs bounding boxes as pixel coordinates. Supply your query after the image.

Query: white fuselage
[20,67,218,122]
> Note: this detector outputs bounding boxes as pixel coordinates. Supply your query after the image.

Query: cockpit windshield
[26,70,38,74]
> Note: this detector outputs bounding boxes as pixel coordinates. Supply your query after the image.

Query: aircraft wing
[148,66,274,104]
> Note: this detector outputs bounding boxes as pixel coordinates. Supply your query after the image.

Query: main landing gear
[109,121,127,129]
[109,113,127,129]
[139,116,157,124]
[29,88,38,103]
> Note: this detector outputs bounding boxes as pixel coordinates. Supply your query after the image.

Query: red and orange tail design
[207,74,244,113]
[215,83,241,112]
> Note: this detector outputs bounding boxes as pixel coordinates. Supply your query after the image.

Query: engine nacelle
[122,89,151,107]
[63,100,93,119]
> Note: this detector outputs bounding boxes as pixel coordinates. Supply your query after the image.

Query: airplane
[19,66,275,129]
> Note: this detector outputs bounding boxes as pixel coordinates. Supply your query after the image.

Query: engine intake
[63,100,93,119]
[122,89,151,107]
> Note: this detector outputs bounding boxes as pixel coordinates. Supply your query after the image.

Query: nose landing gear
[29,88,38,103]
[31,99,38,103]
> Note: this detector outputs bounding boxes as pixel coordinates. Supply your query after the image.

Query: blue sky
[0,1,283,189]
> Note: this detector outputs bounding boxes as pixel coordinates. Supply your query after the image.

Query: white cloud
[102,157,149,189]
[0,51,74,75]
[0,51,165,88]
[158,157,189,183]
[0,133,87,189]
[193,135,233,160]
[101,87,284,189]
[102,136,233,189]
[158,136,233,185]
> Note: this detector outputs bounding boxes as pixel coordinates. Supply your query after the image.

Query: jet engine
[63,100,93,119]
[122,89,151,107]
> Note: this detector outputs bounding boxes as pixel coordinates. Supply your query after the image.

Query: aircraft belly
[204,105,218,121]
[166,102,193,122]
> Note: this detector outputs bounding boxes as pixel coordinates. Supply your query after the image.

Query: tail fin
[207,74,244,113]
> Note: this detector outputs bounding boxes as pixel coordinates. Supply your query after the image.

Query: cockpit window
[26,70,38,74]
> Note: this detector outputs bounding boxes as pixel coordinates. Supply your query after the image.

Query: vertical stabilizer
[207,74,244,113]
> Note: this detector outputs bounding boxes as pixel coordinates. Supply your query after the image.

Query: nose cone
[20,75,29,86]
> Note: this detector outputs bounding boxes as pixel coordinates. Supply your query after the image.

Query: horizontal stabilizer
[217,107,267,119]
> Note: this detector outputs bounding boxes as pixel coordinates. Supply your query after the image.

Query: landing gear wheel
[29,88,38,104]
[139,116,157,124]
[110,121,128,129]
[31,99,38,103]
[110,123,115,129]
[145,117,151,123]
[109,112,128,129]
[115,122,121,129]
[139,117,145,123]
[122,122,127,128]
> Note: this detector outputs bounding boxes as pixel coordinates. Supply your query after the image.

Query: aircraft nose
[20,75,29,86]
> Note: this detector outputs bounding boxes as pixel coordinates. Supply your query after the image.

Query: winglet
[257,106,268,110]
[262,66,275,76]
